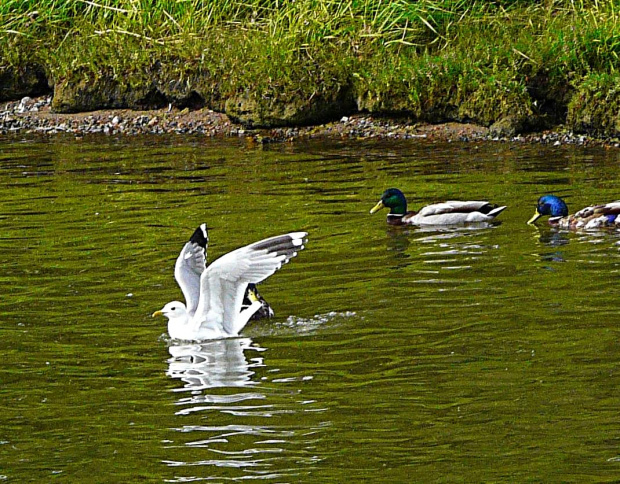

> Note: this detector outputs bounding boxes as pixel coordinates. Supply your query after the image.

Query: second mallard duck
[370,188,507,226]
[527,194,620,229]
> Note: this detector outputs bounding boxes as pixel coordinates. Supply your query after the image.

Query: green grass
[1,1,620,133]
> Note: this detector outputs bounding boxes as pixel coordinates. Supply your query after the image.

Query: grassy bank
[1,1,619,134]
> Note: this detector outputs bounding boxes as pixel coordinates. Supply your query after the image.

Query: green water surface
[0,136,619,482]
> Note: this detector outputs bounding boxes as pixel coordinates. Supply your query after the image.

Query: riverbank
[1,1,620,139]
[1,95,611,148]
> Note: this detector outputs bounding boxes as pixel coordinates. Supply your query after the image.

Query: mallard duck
[370,188,507,226]
[527,194,620,229]
[153,224,307,340]
[243,283,274,320]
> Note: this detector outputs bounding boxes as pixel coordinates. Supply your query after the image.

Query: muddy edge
[1,95,615,148]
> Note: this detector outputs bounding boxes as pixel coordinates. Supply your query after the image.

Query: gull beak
[527,211,542,225]
[152,310,164,318]
[370,200,385,214]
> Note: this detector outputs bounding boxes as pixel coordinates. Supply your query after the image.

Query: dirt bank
[0,95,614,148]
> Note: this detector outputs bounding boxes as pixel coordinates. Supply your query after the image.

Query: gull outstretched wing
[174,223,209,317]
[195,232,307,335]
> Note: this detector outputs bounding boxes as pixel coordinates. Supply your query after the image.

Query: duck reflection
[167,338,266,392]
[531,226,569,263]
[384,223,500,270]
[412,221,501,233]
[385,226,412,260]
[537,228,570,248]
[532,224,619,263]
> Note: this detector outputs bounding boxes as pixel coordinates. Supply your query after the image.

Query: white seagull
[153,224,307,341]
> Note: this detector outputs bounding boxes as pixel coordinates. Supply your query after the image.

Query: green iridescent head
[370,188,408,216]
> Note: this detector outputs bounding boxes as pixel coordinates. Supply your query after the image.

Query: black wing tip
[252,232,307,253]
[189,223,209,248]
[488,205,508,217]
[478,203,507,215]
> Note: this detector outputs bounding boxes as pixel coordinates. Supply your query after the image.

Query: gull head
[152,301,188,321]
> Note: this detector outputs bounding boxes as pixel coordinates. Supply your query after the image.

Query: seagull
[156,222,273,319]
[153,224,307,341]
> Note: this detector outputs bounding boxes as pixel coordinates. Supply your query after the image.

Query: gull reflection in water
[163,338,325,479]
[167,338,266,392]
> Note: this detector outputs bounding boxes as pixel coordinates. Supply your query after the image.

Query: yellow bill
[247,286,259,303]
[527,211,542,225]
[370,200,385,214]
[152,310,163,317]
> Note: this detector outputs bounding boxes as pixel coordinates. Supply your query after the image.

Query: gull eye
[171,307,176,311]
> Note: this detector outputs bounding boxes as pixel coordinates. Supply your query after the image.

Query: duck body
[528,195,620,230]
[370,188,506,226]
[153,224,307,341]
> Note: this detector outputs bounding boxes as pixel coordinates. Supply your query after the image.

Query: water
[0,135,619,482]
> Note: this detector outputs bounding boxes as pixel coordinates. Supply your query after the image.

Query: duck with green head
[528,194,620,230]
[370,188,507,226]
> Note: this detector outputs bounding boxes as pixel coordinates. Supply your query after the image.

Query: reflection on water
[382,224,502,276]
[164,338,325,480]
[531,226,570,264]
[530,224,620,265]
[167,338,265,393]
[536,228,571,248]
[384,226,411,264]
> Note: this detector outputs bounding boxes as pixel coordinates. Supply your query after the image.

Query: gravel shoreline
[1,95,615,147]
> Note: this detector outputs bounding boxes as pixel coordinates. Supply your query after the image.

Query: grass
[1,1,619,133]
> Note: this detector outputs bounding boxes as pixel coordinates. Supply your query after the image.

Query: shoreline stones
[0,95,618,148]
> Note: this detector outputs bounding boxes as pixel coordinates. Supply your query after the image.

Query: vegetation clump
[1,0,619,134]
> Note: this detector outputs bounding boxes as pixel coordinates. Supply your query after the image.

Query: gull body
[153,224,307,341]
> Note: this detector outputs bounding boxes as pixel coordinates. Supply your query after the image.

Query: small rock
[17,97,32,113]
